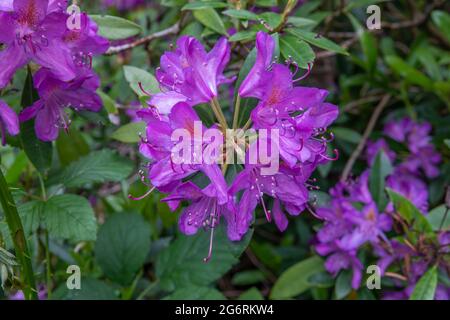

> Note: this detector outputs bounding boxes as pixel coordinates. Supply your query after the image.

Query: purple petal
[14,0,48,26]
[239,31,274,98]
[272,199,288,231]
[33,40,76,82]
[35,103,59,141]
[149,91,189,115]
[0,100,19,135]
[0,43,29,88]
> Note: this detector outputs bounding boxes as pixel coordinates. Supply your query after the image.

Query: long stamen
[128,186,156,201]
[293,63,312,82]
[320,148,339,161]
[203,201,217,263]
[203,225,215,263]
[138,82,153,97]
[252,170,272,222]
[306,203,321,219]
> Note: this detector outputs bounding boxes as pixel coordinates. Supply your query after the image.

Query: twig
[385,272,408,282]
[342,93,385,113]
[272,0,297,33]
[105,22,180,56]
[340,94,391,182]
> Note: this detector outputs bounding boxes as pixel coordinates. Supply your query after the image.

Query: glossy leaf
[287,28,348,55]
[270,256,324,299]
[386,188,433,233]
[111,121,146,143]
[410,266,438,300]
[90,15,141,40]
[182,1,228,10]
[369,150,393,211]
[280,35,315,69]
[193,8,227,35]
[123,66,160,97]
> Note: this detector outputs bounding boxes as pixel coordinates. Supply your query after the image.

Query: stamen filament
[128,186,156,201]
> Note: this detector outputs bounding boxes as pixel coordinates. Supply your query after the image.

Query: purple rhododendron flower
[132,32,340,260]
[316,116,445,293]
[150,36,232,114]
[63,12,109,61]
[230,157,310,234]
[0,0,78,88]
[0,99,20,144]
[162,182,240,260]
[384,117,441,178]
[137,102,228,201]
[19,68,102,141]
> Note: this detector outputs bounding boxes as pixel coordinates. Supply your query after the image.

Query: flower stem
[0,168,37,299]
[232,95,241,129]
[210,98,228,131]
[242,117,253,131]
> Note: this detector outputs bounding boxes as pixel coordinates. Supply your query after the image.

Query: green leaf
[287,28,348,55]
[48,149,133,188]
[229,30,257,42]
[386,188,433,233]
[161,0,187,7]
[90,15,141,40]
[5,151,28,184]
[280,35,315,69]
[20,69,52,174]
[193,8,228,35]
[98,91,118,115]
[111,121,146,143]
[54,277,118,300]
[385,55,433,90]
[333,127,362,144]
[369,150,393,211]
[182,1,228,10]
[231,270,266,286]
[259,12,282,30]
[223,9,259,20]
[270,256,324,299]
[164,286,225,300]
[95,213,151,285]
[361,31,377,74]
[56,128,89,166]
[426,205,450,231]
[431,10,450,43]
[445,139,450,149]
[287,17,317,28]
[155,225,253,291]
[238,287,264,300]
[410,266,438,300]
[43,194,97,242]
[334,269,352,300]
[123,66,160,97]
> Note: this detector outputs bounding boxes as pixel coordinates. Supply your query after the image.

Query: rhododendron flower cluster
[0,0,108,141]
[314,117,449,299]
[133,31,339,260]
